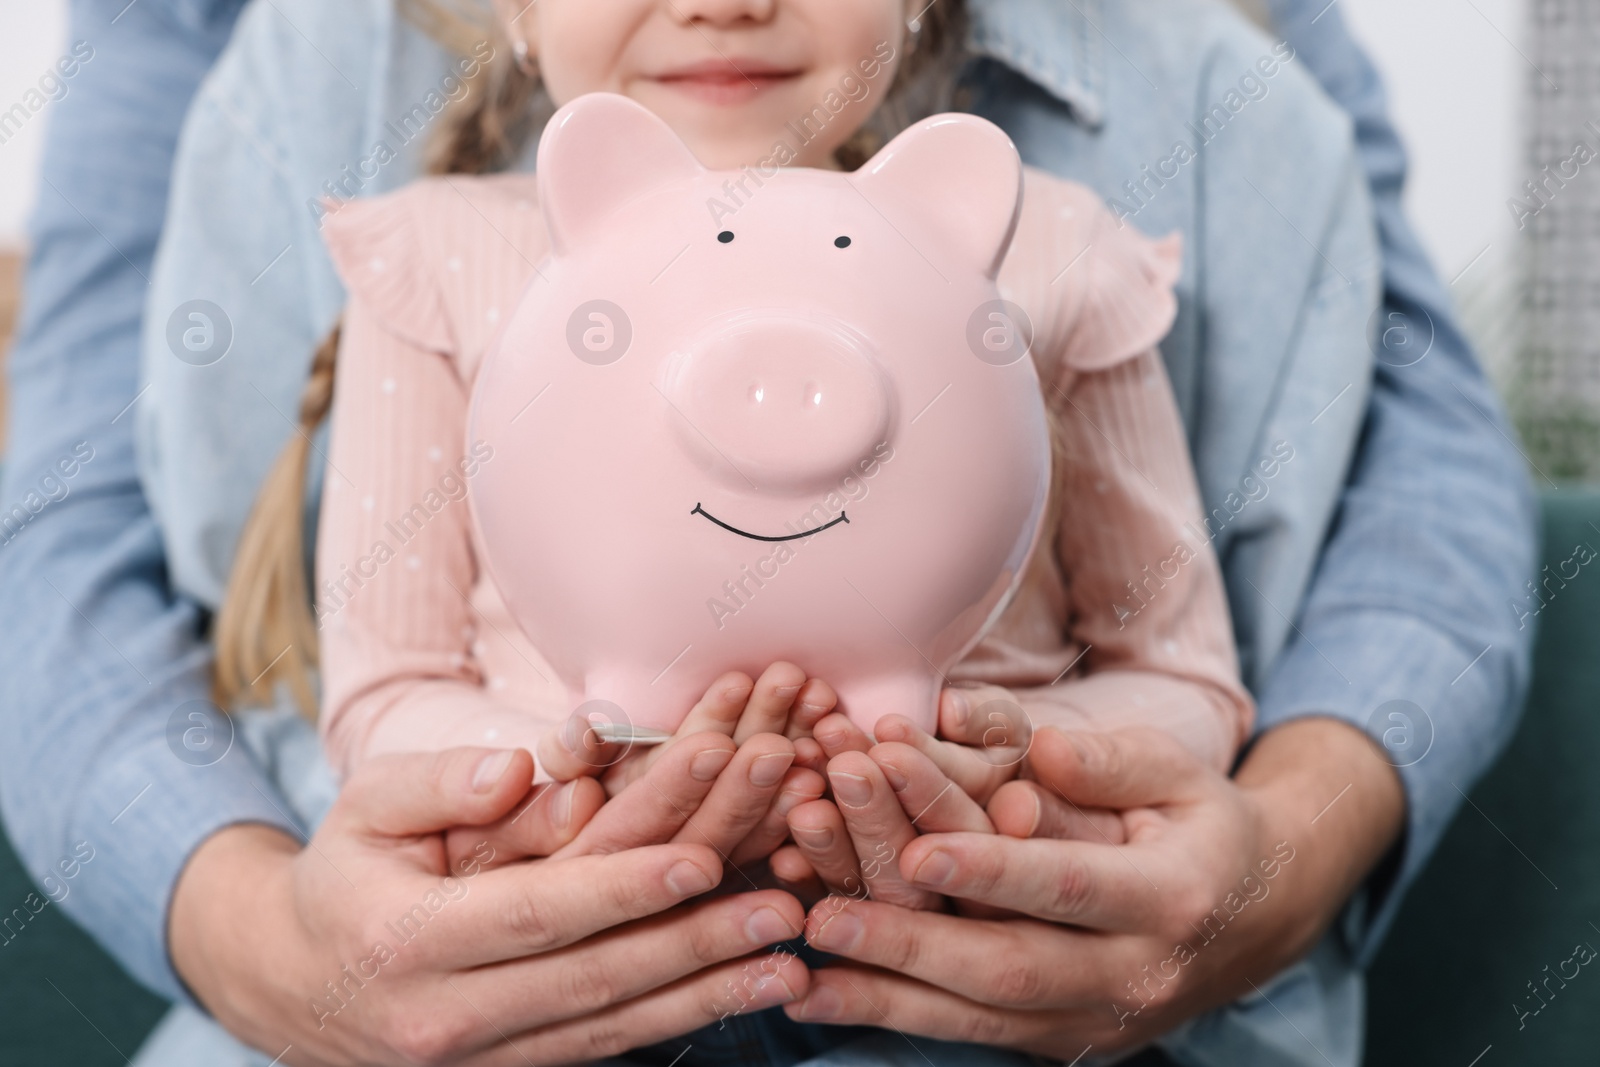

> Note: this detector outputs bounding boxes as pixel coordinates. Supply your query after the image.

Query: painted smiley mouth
[691,503,849,542]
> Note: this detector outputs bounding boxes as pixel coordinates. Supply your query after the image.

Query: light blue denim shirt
[0,0,1536,1063]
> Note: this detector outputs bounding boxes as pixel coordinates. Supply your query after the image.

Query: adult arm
[1254,0,1538,957]
[0,0,296,1003]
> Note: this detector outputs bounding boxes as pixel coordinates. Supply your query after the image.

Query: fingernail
[1021,791,1042,838]
[472,750,514,792]
[793,825,834,850]
[799,700,830,714]
[722,684,754,704]
[774,683,803,698]
[691,747,735,781]
[666,860,715,896]
[745,906,796,945]
[753,965,802,1006]
[775,788,812,817]
[879,763,909,793]
[750,753,793,788]
[560,714,584,752]
[829,771,872,808]
[552,781,576,830]
[948,690,970,730]
[910,849,957,888]
[796,986,844,1022]
[809,910,864,952]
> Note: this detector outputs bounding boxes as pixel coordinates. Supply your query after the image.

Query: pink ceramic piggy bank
[468,93,1049,736]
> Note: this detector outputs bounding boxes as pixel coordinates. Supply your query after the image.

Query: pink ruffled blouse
[315,169,1254,779]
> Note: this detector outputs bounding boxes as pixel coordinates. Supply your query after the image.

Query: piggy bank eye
[834,236,852,248]
[717,230,735,244]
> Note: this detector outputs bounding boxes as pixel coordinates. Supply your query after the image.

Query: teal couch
[3,493,1598,1064]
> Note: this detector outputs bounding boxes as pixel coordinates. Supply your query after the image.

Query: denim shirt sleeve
[0,0,298,1004]
[1259,0,1539,961]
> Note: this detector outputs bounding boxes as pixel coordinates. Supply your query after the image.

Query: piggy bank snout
[666,315,891,490]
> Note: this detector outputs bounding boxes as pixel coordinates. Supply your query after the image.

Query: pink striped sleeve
[1025,348,1255,770]
[316,192,556,779]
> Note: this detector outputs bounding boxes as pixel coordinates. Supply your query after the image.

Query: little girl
[218,0,1251,805]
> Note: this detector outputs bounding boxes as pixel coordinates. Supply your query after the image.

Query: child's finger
[769,844,826,897]
[873,708,1025,805]
[793,736,827,776]
[813,712,873,760]
[938,685,1033,758]
[827,751,941,910]
[599,671,757,792]
[869,742,993,834]
[537,714,625,781]
[785,679,839,740]
[729,766,826,866]
[444,777,605,873]
[677,671,758,737]
[554,732,736,857]
[987,779,1128,844]
[786,799,861,896]
[671,734,795,857]
[732,662,808,744]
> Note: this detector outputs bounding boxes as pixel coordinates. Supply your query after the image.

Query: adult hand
[170,742,810,1066]
[784,719,1404,1059]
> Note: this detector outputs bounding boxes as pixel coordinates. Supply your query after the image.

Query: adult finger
[829,751,940,909]
[801,897,1101,1010]
[536,714,625,781]
[729,766,826,866]
[987,779,1127,844]
[785,678,838,740]
[471,952,811,1067]
[672,733,795,857]
[445,778,606,873]
[422,843,728,968]
[870,742,992,834]
[448,888,806,1034]
[327,747,537,839]
[784,962,1043,1050]
[731,662,808,743]
[555,733,736,857]
[898,832,1160,931]
[1028,726,1207,810]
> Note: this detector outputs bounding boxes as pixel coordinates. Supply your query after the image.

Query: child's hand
[804,683,1033,805]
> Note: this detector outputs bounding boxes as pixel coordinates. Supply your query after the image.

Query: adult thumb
[328,747,536,838]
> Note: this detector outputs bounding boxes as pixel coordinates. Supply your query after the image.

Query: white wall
[0,1,68,247]
[1341,0,1526,287]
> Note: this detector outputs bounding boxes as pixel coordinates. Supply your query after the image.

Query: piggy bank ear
[538,93,705,255]
[850,114,1022,279]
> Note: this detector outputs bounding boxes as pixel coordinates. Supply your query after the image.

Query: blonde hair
[214,0,971,715]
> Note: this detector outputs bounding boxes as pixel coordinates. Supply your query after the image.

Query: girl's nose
[663,313,891,492]
[664,0,777,27]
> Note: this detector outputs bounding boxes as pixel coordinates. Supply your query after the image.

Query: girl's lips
[652,60,804,105]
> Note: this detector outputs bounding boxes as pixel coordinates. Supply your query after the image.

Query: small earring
[905,16,925,55]
[512,38,535,76]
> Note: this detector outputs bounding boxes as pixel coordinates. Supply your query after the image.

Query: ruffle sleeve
[321,189,455,354]
[1059,217,1183,373]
